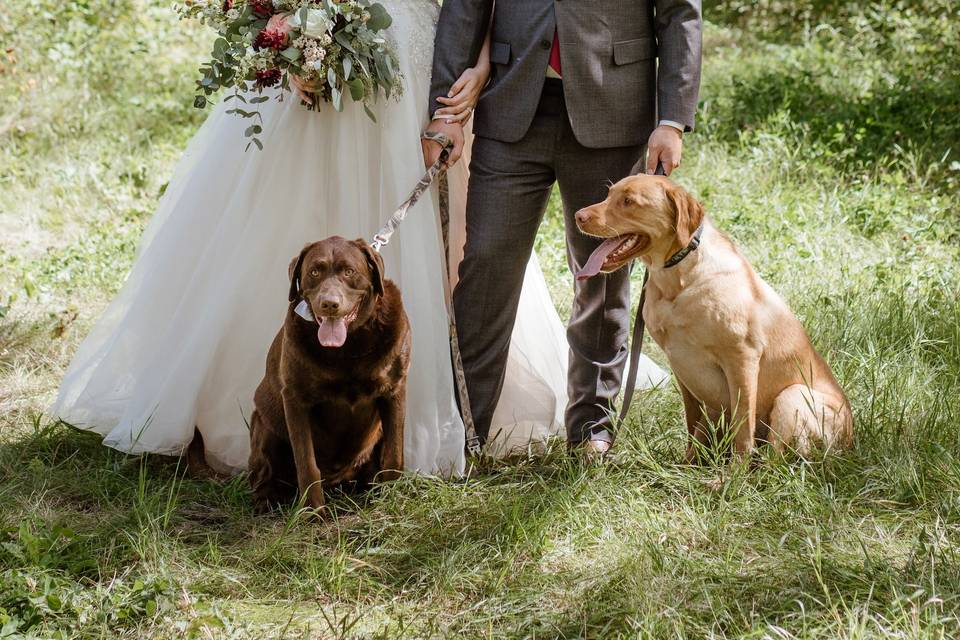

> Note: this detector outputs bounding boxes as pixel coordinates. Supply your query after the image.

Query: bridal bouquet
[175,0,401,149]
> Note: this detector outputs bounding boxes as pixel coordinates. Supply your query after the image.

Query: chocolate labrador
[248,236,411,512]
[576,175,853,461]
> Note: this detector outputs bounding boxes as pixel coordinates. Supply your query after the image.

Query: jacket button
[540,39,552,49]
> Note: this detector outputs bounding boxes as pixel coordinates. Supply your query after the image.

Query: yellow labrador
[575,175,853,461]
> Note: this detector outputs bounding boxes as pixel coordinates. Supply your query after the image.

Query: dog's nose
[575,209,592,225]
[319,298,341,314]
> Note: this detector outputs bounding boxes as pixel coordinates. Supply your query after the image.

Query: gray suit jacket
[429,0,702,149]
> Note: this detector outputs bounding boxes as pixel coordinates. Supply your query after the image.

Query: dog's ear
[287,244,312,303]
[666,183,705,248]
[355,239,385,297]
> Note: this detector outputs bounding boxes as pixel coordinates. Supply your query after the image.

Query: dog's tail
[185,427,230,481]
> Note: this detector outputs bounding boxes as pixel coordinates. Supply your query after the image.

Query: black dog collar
[663,222,705,269]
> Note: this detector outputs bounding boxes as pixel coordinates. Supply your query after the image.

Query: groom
[425,1,702,454]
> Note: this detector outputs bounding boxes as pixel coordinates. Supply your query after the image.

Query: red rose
[222,0,233,11]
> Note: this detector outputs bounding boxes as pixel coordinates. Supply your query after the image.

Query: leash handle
[422,130,454,165]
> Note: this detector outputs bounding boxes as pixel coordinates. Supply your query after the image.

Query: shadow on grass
[2,401,960,637]
[525,534,960,637]
[704,65,960,185]
[0,421,585,580]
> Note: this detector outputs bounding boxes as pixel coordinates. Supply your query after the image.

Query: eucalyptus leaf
[365,3,393,31]
[374,52,393,89]
[343,57,353,80]
[332,86,343,111]
[356,57,370,77]
[280,46,301,62]
[349,77,365,101]
[334,31,358,55]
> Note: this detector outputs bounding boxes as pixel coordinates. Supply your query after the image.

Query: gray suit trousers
[453,81,643,445]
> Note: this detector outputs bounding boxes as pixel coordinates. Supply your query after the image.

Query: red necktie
[549,30,562,77]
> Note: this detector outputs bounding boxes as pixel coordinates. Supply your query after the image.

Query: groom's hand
[645,125,684,176]
[422,119,465,169]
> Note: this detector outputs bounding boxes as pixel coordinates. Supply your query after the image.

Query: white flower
[287,8,333,39]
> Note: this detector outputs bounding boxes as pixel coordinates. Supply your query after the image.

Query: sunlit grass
[1,0,959,637]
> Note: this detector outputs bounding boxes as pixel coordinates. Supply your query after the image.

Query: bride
[50,0,667,475]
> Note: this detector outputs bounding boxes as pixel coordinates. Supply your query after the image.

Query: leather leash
[616,163,704,427]
[368,132,482,457]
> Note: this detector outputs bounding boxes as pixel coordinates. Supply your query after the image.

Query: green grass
[2,0,960,637]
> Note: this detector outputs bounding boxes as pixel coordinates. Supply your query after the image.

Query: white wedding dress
[50,0,667,474]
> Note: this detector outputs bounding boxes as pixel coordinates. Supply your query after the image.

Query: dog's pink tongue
[576,237,624,281]
[317,316,348,348]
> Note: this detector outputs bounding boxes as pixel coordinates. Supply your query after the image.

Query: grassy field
[2,0,959,637]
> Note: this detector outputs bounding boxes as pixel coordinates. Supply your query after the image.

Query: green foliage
[0,515,172,636]
[1,0,959,638]
[701,0,960,192]
[0,0,206,299]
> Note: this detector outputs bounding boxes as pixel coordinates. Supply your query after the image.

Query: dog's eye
[620,196,632,208]
[343,268,355,277]
[309,269,320,277]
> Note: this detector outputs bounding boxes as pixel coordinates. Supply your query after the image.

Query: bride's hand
[434,63,490,124]
[290,75,318,105]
